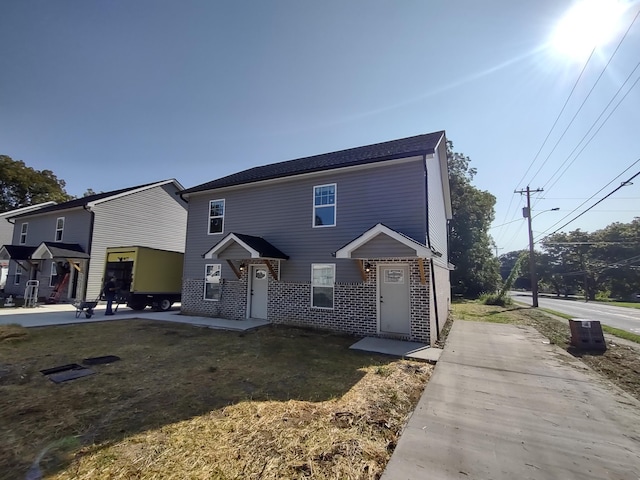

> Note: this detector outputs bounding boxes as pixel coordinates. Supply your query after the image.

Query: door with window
[248,265,268,319]
[379,265,411,335]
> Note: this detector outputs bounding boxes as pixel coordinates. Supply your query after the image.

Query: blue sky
[1,0,639,254]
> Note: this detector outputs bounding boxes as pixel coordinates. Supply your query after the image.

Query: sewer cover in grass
[40,363,96,383]
[48,368,95,383]
[82,355,121,365]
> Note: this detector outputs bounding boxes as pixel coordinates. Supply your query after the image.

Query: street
[511,292,640,335]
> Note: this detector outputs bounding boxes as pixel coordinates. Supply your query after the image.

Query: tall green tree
[0,155,72,212]
[540,220,640,300]
[448,141,500,297]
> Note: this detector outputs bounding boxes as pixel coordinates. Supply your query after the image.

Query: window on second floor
[313,184,336,227]
[209,199,225,234]
[14,265,22,285]
[19,223,28,244]
[55,217,65,242]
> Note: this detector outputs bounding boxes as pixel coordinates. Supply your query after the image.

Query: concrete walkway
[382,321,640,480]
[0,303,269,331]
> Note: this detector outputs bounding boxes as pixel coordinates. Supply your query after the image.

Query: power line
[495,44,599,247]
[535,168,640,242]
[536,157,640,237]
[540,62,640,196]
[528,7,640,188]
[514,51,596,190]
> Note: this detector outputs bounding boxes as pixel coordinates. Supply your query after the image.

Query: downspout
[423,154,431,249]
[82,204,95,299]
[424,153,441,341]
[431,259,440,341]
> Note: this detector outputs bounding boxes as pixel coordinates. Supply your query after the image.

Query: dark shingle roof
[233,233,289,260]
[181,131,445,195]
[7,181,162,219]
[1,245,37,260]
[38,242,90,259]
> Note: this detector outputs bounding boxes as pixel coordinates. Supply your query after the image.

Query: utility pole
[515,186,544,307]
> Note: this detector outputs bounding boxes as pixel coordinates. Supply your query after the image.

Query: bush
[480,293,513,306]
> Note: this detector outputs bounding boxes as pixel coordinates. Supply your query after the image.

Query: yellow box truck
[103,246,183,311]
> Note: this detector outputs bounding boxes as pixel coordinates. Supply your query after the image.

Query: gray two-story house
[179,131,452,345]
[1,202,56,291]
[0,179,187,303]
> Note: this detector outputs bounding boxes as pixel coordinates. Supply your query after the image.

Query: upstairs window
[311,263,335,309]
[19,223,28,244]
[14,265,21,285]
[55,217,65,242]
[313,184,336,227]
[209,199,225,234]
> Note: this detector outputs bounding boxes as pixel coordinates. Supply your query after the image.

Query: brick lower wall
[181,258,431,343]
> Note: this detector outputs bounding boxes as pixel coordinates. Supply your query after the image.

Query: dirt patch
[0,320,432,480]
[452,301,640,402]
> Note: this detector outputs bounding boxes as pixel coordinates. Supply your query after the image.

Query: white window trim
[19,223,28,244]
[204,263,222,301]
[55,217,65,242]
[49,262,58,287]
[311,263,335,309]
[312,183,337,228]
[14,264,22,285]
[208,199,225,235]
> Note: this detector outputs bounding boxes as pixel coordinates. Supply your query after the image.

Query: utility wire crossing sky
[1,0,639,254]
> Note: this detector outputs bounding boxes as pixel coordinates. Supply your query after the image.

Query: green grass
[540,308,640,344]
[540,308,573,320]
[600,301,640,309]
[601,325,640,344]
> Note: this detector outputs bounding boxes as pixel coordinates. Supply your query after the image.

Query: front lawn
[0,320,431,480]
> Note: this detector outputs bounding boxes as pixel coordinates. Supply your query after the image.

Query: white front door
[248,265,268,319]
[379,264,411,335]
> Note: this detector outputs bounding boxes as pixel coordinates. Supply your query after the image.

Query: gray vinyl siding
[184,157,427,284]
[217,242,252,259]
[10,208,92,249]
[426,144,449,264]
[0,219,13,246]
[3,208,92,297]
[86,183,187,298]
[352,234,417,258]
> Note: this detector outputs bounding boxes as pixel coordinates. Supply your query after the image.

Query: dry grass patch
[0,323,29,343]
[0,320,431,480]
[452,301,640,402]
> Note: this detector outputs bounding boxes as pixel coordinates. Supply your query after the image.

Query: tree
[499,249,530,290]
[539,219,640,301]
[0,155,72,212]
[448,141,501,297]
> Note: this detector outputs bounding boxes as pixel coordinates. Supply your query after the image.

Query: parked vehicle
[103,246,183,311]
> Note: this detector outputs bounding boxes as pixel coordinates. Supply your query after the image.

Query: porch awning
[31,242,90,260]
[203,233,289,260]
[0,245,37,261]
[334,223,435,259]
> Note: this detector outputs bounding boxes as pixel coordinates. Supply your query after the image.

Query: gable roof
[32,242,90,260]
[0,202,57,218]
[0,245,37,261]
[335,223,436,259]
[7,179,184,219]
[204,233,289,260]
[181,131,445,195]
